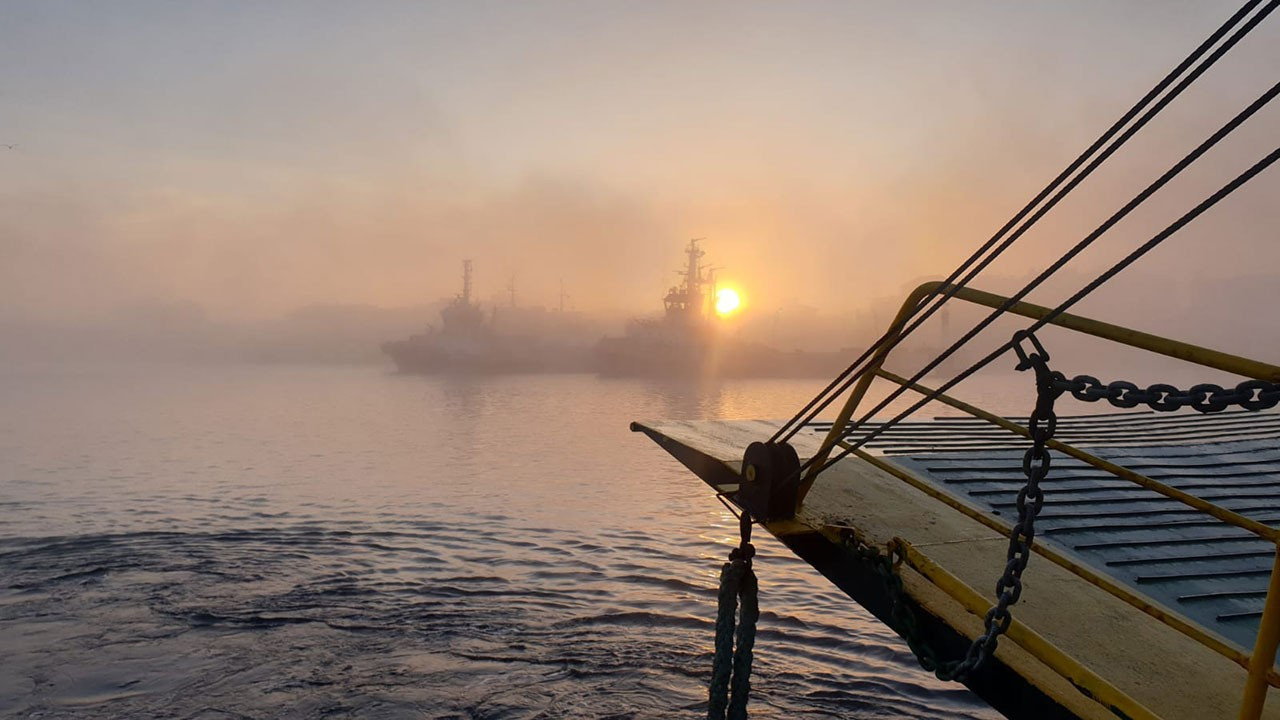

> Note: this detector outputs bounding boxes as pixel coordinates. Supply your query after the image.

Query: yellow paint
[801,282,922,503]
[1240,547,1280,720]
[894,539,1162,720]
[843,443,1264,680]
[806,280,1280,506]
[877,368,1280,544]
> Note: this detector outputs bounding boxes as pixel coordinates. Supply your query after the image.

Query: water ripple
[0,366,1001,718]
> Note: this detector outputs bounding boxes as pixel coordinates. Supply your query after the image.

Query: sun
[715,288,741,316]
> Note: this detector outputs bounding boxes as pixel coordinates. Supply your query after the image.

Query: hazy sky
[2,1,1277,325]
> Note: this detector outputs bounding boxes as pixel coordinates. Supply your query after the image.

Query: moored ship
[595,239,851,378]
[382,260,592,374]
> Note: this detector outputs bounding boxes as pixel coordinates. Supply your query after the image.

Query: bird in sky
[1,144,15,150]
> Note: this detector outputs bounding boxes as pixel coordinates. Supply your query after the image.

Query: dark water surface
[0,364,1002,719]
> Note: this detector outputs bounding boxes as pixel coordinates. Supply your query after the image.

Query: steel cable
[814,142,1280,477]
[804,74,1280,474]
[771,0,1274,445]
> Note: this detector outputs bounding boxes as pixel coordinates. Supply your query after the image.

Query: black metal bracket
[737,441,802,522]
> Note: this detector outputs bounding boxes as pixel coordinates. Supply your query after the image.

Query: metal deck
[812,409,1280,653]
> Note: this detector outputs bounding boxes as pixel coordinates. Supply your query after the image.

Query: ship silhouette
[595,239,852,378]
[382,260,593,374]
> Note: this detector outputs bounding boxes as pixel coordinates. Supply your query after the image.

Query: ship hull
[383,338,590,375]
[594,336,850,379]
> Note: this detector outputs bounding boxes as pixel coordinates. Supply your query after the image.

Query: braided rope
[708,515,759,720]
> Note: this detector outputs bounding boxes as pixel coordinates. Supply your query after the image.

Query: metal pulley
[738,441,802,521]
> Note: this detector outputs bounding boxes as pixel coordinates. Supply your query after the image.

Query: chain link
[966,330,1063,676]
[1054,375,1280,413]
[835,331,1061,682]
[835,331,1278,683]
[836,529,949,677]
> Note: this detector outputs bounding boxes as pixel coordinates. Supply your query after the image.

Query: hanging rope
[770,0,1275,446]
[708,511,759,720]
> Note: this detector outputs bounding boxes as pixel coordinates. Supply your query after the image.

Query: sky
[1,1,1277,334]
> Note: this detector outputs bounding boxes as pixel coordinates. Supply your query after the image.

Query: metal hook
[1012,330,1050,371]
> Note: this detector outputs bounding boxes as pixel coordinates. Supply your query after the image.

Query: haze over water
[3,2,1280,719]
[1,364,1005,719]
[3,1,1278,342]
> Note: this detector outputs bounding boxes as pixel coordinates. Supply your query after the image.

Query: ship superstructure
[382,260,593,374]
[595,239,845,378]
[662,238,716,326]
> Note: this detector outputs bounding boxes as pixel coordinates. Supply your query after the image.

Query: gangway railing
[805,281,1280,720]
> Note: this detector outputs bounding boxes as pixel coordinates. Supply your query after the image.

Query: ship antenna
[507,275,517,308]
[686,238,706,315]
[462,260,473,305]
[704,264,724,319]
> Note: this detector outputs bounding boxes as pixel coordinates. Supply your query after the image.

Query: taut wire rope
[771,0,1276,445]
[813,142,1280,478]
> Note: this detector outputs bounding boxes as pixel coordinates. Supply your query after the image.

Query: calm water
[0,364,1006,719]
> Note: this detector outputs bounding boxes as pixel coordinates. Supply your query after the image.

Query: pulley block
[738,441,802,522]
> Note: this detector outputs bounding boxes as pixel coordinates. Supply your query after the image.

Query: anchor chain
[1052,375,1280,412]
[837,331,1063,682]
[837,530,948,675]
[836,333,1279,684]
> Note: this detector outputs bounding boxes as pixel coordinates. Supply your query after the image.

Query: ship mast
[685,238,705,308]
[461,260,474,305]
[663,238,716,323]
[707,266,718,319]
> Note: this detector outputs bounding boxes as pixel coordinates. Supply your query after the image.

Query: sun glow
[715,288,741,316]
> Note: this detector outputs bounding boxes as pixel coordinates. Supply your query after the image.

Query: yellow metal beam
[800,284,928,505]
[894,539,1162,720]
[843,443,1265,681]
[877,368,1280,544]
[909,282,1280,382]
[799,280,1280,693]
[1240,547,1280,720]
[810,280,1280,507]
